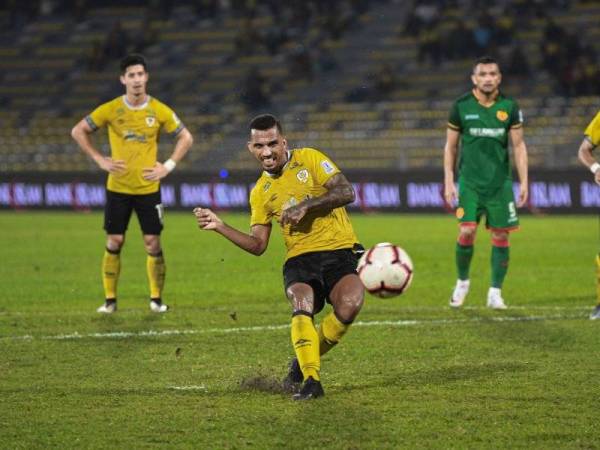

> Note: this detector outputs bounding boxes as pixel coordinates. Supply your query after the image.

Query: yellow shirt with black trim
[86,95,184,195]
[584,111,600,146]
[250,147,358,261]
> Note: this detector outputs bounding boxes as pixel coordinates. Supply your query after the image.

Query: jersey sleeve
[304,148,341,186]
[509,99,523,129]
[584,111,600,146]
[86,102,112,131]
[447,101,462,131]
[157,102,185,136]
[249,183,272,226]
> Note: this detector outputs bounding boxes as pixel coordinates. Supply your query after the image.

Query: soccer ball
[357,243,414,298]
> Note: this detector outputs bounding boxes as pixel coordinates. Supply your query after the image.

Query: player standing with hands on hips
[71,54,193,314]
[576,111,600,319]
[444,56,529,310]
[194,114,365,400]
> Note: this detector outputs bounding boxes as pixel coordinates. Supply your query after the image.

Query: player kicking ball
[194,114,365,400]
[443,56,529,309]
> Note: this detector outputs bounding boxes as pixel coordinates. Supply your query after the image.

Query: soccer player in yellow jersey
[194,114,365,400]
[577,111,600,320]
[71,54,193,314]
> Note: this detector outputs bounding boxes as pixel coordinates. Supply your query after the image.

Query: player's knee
[458,226,476,246]
[286,284,314,313]
[106,235,125,251]
[491,230,509,247]
[143,235,161,254]
[334,291,364,323]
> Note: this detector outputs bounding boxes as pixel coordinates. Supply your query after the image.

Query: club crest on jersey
[263,181,271,192]
[146,116,156,127]
[296,169,309,183]
[496,110,508,121]
[321,160,335,174]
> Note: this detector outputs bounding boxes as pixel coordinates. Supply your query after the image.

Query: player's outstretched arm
[193,207,271,255]
[578,138,600,185]
[510,127,529,206]
[280,173,355,226]
[443,128,460,206]
[143,128,194,181]
[71,119,126,173]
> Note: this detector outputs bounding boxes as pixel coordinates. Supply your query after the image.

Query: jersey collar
[122,95,151,110]
[472,88,499,107]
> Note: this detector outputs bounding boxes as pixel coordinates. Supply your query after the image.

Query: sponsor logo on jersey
[296,169,309,183]
[455,207,465,219]
[321,160,335,174]
[496,110,509,121]
[468,128,505,137]
[465,114,480,120]
[146,116,156,127]
[124,130,148,143]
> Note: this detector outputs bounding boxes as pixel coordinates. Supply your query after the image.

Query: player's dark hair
[120,54,148,74]
[249,114,283,134]
[473,56,500,72]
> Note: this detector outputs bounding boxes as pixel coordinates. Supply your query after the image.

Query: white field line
[0,313,587,342]
[167,385,207,391]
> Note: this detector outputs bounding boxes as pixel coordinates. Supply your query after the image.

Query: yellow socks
[318,312,350,356]
[147,251,166,300]
[291,313,320,381]
[102,248,120,300]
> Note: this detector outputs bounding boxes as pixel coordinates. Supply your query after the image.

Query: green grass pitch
[1,211,598,448]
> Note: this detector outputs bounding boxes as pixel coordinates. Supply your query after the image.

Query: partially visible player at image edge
[71,53,193,314]
[576,110,600,319]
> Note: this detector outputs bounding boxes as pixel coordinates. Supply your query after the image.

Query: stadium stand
[0,0,598,173]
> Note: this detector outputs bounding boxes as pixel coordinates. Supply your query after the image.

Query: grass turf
[1,211,598,449]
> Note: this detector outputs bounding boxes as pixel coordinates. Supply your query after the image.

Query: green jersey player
[443,56,529,309]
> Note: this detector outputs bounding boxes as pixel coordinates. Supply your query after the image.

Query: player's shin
[318,312,350,355]
[102,248,121,300]
[147,251,165,300]
[291,312,320,381]
[491,241,509,288]
[455,242,474,280]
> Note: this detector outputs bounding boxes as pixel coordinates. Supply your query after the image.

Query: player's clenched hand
[97,157,126,174]
[517,183,528,207]
[279,204,307,226]
[143,162,169,181]
[444,182,457,206]
[193,207,222,230]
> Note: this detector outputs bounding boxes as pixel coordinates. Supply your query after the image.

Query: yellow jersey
[584,111,600,146]
[250,147,358,260]
[86,95,184,195]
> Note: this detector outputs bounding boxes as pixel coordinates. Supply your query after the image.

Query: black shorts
[283,244,363,315]
[104,189,164,235]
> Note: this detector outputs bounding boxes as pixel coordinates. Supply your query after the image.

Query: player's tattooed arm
[279,173,355,226]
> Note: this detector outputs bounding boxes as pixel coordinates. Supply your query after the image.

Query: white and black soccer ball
[357,243,414,298]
